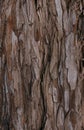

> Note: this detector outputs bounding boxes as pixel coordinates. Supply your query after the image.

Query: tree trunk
[0,0,84,130]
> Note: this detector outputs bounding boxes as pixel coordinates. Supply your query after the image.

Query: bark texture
[0,0,84,130]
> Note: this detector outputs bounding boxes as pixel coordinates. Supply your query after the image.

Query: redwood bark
[0,0,84,130]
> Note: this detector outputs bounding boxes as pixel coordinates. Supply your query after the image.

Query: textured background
[0,0,84,130]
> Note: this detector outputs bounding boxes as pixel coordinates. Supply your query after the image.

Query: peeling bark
[0,0,84,130]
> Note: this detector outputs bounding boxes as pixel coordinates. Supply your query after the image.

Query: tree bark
[0,0,84,130]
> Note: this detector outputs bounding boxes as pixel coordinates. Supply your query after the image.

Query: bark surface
[0,0,84,130]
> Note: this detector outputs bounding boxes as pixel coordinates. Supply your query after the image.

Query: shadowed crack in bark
[2,118,10,130]
[39,43,51,130]
[39,52,47,130]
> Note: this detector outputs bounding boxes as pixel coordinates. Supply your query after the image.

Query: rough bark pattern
[0,0,84,130]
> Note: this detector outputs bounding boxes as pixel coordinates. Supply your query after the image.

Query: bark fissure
[39,55,47,130]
